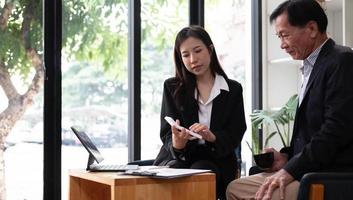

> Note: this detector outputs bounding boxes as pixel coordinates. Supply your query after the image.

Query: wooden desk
[69,169,216,200]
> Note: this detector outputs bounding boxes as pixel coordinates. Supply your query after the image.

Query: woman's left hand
[189,123,216,142]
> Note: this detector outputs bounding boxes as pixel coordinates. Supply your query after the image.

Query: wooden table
[69,169,216,200]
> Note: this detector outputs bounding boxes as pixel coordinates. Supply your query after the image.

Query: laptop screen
[71,126,104,163]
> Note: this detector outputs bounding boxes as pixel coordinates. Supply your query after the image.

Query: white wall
[261,0,350,149]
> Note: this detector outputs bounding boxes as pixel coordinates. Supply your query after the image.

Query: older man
[226,0,353,200]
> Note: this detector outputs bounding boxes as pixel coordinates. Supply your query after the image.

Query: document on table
[124,166,211,179]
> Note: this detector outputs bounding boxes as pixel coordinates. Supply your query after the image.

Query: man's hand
[255,169,294,200]
[263,147,288,172]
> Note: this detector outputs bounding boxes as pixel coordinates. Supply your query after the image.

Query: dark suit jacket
[283,39,353,180]
[154,76,246,184]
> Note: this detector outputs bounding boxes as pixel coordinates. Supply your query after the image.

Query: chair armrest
[297,172,353,200]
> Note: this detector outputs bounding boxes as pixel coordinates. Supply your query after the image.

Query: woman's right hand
[172,119,190,150]
[263,147,288,172]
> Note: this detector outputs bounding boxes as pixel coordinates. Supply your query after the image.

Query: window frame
[43,0,261,198]
[44,0,62,199]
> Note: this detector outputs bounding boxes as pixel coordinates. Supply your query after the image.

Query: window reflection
[1,0,44,199]
[61,1,129,198]
[140,0,188,159]
[205,0,252,175]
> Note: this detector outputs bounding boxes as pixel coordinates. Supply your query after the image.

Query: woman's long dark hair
[173,25,227,107]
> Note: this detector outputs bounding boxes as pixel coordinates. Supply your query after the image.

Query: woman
[154,25,246,199]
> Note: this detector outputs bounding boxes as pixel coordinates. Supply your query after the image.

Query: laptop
[71,126,139,172]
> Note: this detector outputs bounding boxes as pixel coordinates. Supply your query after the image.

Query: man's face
[274,13,314,60]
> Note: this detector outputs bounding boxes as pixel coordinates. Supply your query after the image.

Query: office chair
[297,172,353,200]
[234,145,242,178]
[248,169,353,200]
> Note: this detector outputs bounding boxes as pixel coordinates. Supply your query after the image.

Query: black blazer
[154,76,246,182]
[283,39,353,180]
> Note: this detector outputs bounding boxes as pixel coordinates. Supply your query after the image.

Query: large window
[205,0,252,174]
[1,0,44,199]
[2,1,256,199]
[61,0,129,197]
[140,0,188,159]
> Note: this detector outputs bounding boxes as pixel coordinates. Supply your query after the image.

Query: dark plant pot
[253,152,274,169]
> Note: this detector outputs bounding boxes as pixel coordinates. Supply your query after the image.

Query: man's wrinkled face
[274,13,315,60]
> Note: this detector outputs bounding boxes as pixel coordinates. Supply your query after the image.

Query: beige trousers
[226,172,300,200]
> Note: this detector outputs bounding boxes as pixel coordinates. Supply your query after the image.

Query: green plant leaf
[250,94,298,150]
[245,141,254,155]
[264,131,277,147]
[284,94,298,120]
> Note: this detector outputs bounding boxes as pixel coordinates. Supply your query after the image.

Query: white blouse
[195,74,229,143]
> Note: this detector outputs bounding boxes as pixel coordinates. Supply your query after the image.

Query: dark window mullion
[128,0,141,162]
[44,0,62,199]
[189,0,204,27]
[251,0,263,149]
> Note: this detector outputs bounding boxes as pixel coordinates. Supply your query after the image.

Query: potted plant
[246,94,298,168]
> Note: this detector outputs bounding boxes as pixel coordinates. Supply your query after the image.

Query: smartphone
[164,116,202,139]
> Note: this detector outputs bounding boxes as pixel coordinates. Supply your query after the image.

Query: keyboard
[89,164,139,172]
